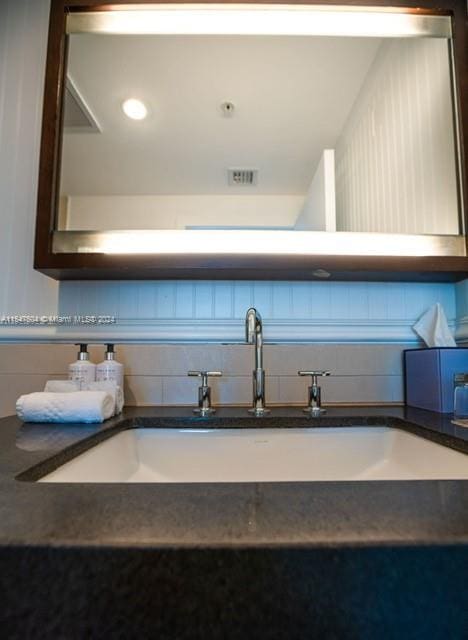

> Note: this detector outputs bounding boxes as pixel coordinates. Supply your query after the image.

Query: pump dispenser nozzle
[76,343,90,361]
[97,343,124,388]
[105,344,115,361]
[69,344,96,385]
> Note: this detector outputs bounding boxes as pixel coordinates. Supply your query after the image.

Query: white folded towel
[16,391,114,424]
[81,381,124,415]
[44,380,80,393]
[43,380,124,415]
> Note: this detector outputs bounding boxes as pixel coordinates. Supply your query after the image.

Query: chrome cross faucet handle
[188,371,222,415]
[298,370,331,415]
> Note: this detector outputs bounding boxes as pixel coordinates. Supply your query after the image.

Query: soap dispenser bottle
[96,344,124,388]
[68,344,96,388]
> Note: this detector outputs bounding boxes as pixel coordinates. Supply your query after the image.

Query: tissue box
[404,347,468,413]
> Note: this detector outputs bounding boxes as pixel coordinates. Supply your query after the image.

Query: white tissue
[412,303,456,348]
[16,391,114,424]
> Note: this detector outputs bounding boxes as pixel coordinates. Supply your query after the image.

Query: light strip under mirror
[53,231,466,257]
[66,5,452,38]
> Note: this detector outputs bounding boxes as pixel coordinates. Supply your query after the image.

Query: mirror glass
[55,7,462,254]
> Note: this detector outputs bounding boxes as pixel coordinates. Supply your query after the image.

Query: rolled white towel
[44,380,80,393]
[81,381,124,415]
[43,380,124,415]
[16,391,114,424]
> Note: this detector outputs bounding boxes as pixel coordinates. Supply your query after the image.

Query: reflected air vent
[228,168,258,186]
[63,77,101,133]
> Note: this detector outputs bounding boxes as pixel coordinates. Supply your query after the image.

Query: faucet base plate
[303,407,327,415]
[193,408,216,416]
[248,407,271,416]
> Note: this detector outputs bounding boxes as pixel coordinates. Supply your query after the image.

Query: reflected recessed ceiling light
[122,98,148,120]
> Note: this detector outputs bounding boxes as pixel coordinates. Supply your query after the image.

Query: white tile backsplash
[0,343,406,417]
[214,376,254,406]
[321,375,400,404]
[0,373,60,417]
[124,376,163,407]
[264,344,333,376]
[278,376,310,404]
[162,376,200,405]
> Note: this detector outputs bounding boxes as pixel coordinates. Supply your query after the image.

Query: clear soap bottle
[454,373,468,418]
[68,344,96,388]
[96,344,124,388]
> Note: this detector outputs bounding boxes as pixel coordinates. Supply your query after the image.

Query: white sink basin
[38,426,468,483]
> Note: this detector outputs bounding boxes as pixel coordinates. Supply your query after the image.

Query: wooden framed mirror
[35,0,468,281]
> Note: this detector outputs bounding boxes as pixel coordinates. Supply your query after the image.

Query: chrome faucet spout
[245,307,269,416]
[245,307,260,344]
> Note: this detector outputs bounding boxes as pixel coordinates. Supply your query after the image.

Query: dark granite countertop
[1,405,467,549]
[2,406,468,639]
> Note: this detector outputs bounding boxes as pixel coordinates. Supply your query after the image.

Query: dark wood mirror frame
[35,0,468,282]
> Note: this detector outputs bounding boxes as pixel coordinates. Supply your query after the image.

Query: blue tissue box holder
[404,347,468,413]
